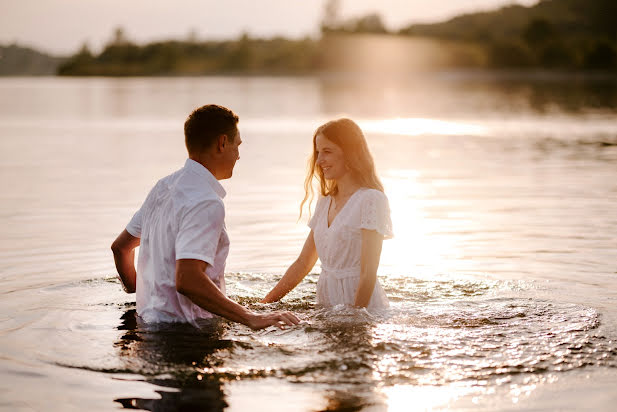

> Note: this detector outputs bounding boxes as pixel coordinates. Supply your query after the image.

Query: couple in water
[112,104,392,330]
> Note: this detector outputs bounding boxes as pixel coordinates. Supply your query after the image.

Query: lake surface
[0,74,616,411]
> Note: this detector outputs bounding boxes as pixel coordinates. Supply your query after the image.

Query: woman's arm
[261,231,318,303]
[354,229,383,307]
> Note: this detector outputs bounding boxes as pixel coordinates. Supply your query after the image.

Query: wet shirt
[126,159,229,325]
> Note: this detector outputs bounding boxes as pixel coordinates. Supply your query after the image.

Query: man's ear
[216,134,228,153]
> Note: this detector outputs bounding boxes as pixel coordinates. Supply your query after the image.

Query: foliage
[400,0,617,71]
[0,44,64,75]
[322,13,387,35]
[58,33,321,76]
[49,0,617,75]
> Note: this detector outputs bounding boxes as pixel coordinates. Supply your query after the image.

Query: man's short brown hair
[184,104,239,155]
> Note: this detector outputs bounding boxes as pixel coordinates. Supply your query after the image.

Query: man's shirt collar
[184,158,227,199]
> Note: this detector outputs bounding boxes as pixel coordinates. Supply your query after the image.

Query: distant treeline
[5,0,617,76]
[399,0,617,70]
[0,44,64,75]
[58,31,321,76]
[59,0,617,76]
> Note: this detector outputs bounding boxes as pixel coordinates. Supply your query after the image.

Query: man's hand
[246,311,301,330]
[176,259,301,330]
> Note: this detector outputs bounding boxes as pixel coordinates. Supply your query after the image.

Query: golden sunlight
[361,118,486,137]
[379,172,464,278]
[382,384,479,411]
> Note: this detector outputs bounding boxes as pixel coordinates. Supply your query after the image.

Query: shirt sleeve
[126,180,162,238]
[175,199,225,265]
[359,190,394,239]
[126,207,143,238]
[308,196,325,230]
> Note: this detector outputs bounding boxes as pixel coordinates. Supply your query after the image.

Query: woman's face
[315,133,347,180]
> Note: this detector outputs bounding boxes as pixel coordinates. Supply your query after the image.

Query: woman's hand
[261,231,318,304]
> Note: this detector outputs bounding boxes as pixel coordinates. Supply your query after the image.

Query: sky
[0,0,538,55]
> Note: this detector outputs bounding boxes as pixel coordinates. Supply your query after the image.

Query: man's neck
[189,154,220,180]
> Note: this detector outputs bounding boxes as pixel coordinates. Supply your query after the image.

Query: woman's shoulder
[310,195,330,221]
[356,188,393,238]
[357,187,389,204]
[315,194,330,210]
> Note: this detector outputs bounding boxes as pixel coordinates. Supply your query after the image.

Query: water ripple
[47,274,617,393]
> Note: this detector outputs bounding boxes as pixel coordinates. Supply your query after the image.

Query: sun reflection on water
[380,171,463,278]
[382,384,478,412]
[361,117,486,137]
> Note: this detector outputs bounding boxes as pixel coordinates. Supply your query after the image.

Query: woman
[261,118,392,309]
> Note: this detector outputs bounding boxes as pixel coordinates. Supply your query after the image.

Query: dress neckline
[326,188,365,229]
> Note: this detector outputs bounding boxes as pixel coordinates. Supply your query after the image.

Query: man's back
[112,104,299,330]
[126,159,229,325]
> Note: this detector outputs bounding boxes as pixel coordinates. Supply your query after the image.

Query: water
[0,74,616,411]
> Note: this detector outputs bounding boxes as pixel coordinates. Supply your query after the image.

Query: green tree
[489,41,533,67]
[353,13,387,34]
[523,18,554,46]
[539,41,575,68]
[112,27,130,46]
[584,41,617,70]
[321,0,341,32]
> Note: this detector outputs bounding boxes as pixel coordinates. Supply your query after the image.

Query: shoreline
[2,68,617,81]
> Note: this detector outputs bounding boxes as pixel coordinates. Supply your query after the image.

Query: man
[111,104,299,330]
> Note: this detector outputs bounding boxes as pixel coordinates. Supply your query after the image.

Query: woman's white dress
[308,188,393,310]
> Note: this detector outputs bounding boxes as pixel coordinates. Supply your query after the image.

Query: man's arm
[111,229,140,293]
[176,259,300,330]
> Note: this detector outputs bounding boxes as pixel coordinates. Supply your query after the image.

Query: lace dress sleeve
[308,196,326,230]
[359,190,393,239]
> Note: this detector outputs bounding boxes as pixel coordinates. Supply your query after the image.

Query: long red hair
[300,118,384,219]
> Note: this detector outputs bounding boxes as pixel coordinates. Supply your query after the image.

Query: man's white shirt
[126,158,229,325]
